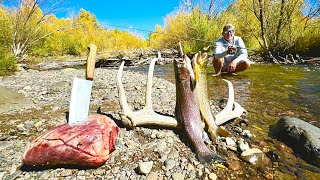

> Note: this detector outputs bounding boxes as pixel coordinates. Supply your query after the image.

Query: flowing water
[128,62,320,178]
[129,63,320,127]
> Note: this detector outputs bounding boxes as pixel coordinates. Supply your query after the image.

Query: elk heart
[22,114,119,167]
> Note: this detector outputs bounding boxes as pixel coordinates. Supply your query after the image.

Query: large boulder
[23,114,119,167]
[271,116,320,167]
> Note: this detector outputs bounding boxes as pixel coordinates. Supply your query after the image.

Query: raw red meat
[23,114,119,167]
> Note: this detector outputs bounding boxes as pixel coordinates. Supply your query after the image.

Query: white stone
[225,137,237,147]
[138,161,153,175]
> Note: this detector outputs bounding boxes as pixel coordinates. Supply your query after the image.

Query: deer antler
[215,79,246,125]
[116,52,179,129]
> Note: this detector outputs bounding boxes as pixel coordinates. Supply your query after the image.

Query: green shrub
[0,48,17,75]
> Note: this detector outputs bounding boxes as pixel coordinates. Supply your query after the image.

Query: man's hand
[228,60,237,73]
[227,45,236,54]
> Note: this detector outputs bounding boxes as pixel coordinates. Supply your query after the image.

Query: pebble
[138,161,154,175]
[240,148,264,166]
[226,160,241,171]
[242,130,254,138]
[0,172,5,179]
[208,173,217,180]
[233,126,243,133]
[164,159,176,170]
[238,140,250,152]
[146,171,159,180]
[225,137,237,147]
[172,172,184,180]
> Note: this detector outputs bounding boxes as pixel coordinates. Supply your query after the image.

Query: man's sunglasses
[223,30,234,34]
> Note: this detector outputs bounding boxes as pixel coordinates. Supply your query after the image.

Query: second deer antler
[116,52,179,129]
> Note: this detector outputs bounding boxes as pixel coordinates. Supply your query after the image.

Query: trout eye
[175,59,186,68]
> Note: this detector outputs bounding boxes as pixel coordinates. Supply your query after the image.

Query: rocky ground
[0,61,317,180]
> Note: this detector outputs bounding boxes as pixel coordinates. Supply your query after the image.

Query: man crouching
[213,24,251,76]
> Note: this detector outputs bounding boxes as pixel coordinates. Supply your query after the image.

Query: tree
[4,0,64,60]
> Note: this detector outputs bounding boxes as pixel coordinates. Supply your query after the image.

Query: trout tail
[197,151,226,164]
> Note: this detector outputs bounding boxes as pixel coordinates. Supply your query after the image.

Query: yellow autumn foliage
[28,9,147,57]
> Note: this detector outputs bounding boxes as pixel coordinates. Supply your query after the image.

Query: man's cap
[223,24,234,32]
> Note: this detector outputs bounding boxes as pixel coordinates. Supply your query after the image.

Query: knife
[68,44,97,124]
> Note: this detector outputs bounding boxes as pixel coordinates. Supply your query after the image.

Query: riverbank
[0,61,319,179]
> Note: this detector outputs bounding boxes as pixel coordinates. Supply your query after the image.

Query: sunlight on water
[129,63,320,127]
[128,62,320,178]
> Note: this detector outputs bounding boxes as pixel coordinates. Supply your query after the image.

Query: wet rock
[240,148,265,167]
[238,139,250,152]
[241,130,254,138]
[266,151,281,162]
[271,116,320,167]
[263,172,273,180]
[233,126,243,133]
[226,160,241,171]
[225,137,237,147]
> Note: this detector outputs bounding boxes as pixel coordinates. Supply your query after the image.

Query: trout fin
[197,151,226,164]
[207,127,231,144]
[216,127,232,137]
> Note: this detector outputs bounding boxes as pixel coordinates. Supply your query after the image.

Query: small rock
[146,171,159,180]
[166,136,174,144]
[233,126,243,133]
[197,169,203,177]
[226,160,241,171]
[159,152,168,162]
[24,120,35,129]
[60,169,73,176]
[17,124,25,132]
[167,149,179,160]
[165,159,176,170]
[241,130,254,138]
[172,172,184,180]
[263,172,273,180]
[208,173,217,180]
[138,161,153,175]
[188,170,196,179]
[238,141,250,152]
[240,148,265,167]
[23,86,32,90]
[196,164,204,170]
[225,137,237,147]
[0,172,5,180]
[187,163,195,171]
[165,170,171,177]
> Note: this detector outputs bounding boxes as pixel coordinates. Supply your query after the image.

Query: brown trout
[192,52,230,142]
[174,55,226,164]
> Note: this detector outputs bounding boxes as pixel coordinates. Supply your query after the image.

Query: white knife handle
[86,44,97,80]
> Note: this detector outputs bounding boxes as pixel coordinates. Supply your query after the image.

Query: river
[128,62,320,178]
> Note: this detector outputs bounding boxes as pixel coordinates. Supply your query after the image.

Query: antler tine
[179,42,184,57]
[116,61,133,118]
[215,79,246,125]
[144,52,161,109]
